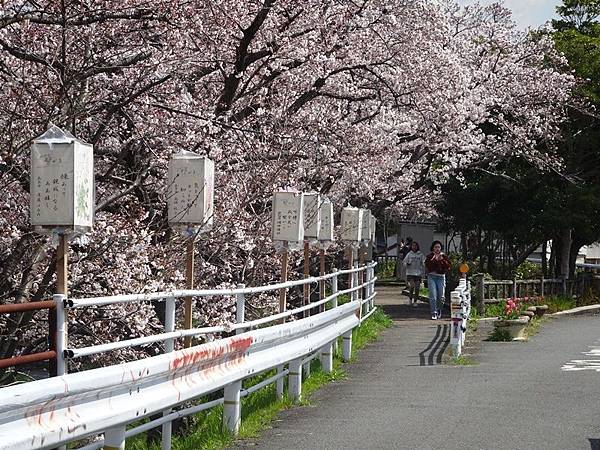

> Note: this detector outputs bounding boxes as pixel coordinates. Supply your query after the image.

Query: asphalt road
[232,286,600,450]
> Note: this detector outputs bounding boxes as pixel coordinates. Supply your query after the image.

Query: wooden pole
[57,234,68,295]
[279,247,289,323]
[50,234,68,377]
[303,241,310,318]
[319,248,326,313]
[184,238,195,348]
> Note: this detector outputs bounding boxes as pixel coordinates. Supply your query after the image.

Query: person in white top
[403,241,425,306]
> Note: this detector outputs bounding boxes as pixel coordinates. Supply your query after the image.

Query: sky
[459,0,562,29]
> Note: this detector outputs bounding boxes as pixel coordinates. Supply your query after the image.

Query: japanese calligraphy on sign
[167,152,214,229]
[303,193,321,240]
[341,207,362,242]
[360,209,372,243]
[271,191,304,243]
[319,199,334,242]
[30,126,94,230]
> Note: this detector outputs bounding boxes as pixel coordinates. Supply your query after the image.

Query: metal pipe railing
[0,300,57,371]
[68,263,375,309]
[59,263,377,368]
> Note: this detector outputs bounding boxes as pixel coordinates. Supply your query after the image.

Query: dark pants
[407,275,421,302]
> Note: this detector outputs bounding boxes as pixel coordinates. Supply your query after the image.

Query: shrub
[513,261,543,280]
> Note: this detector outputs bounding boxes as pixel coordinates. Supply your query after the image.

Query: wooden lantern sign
[340,206,362,244]
[167,151,215,235]
[360,209,372,244]
[318,198,334,248]
[271,190,304,250]
[303,193,321,242]
[272,190,304,317]
[166,150,214,347]
[30,124,94,375]
[30,125,94,233]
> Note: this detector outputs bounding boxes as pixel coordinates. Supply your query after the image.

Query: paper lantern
[272,191,304,243]
[319,198,334,242]
[167,151,214,230]
[30,125,94,232]
[341,206,362,242]
[303,193,321,240]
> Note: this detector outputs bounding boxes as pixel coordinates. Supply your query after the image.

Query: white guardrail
[0,262,378,450]
[450,277,471,357]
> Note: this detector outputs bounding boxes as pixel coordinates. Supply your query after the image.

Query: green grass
[544,296,577,314]
[524,316,546,338]
[375,260,396,281]
[487,327,512,342]
[484,302,504,318]
[124,309,392,450]
[450,355,477,366]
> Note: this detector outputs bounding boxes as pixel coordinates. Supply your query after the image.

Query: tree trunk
[541,240,547,277]
[559,228,572,279]
[460,232,467,261]
[549,239,556,277]
[569,235,584,279]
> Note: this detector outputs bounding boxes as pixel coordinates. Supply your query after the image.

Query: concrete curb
[551,304,600,316]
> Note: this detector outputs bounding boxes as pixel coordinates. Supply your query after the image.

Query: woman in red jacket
[425,241,451,320]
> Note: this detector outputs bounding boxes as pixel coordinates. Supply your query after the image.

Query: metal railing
[0,262,378,450]
[0,300,57,372]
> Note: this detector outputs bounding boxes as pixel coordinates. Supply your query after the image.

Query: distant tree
[437,159,600,278]
[549,0,600,276]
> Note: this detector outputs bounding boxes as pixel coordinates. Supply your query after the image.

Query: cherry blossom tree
[0,0,573,370]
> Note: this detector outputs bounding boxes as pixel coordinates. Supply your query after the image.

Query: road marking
[562,340,600,371]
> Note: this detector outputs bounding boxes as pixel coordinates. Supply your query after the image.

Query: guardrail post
[162,296,176,450]
[223,380,242,434]
[103,425,126,450]
[288,358,303,403]
[367,264,372,313]
[53,294,67,376]
[236,284,245,335]
[368,265,374,311]
[352,255,359,302]
[361,264,367,317]
[320,341,333,373]
[332,270,339,354]
[303,359,311,379]
[450,291,462,356]
[342,330,352,362]
[276,364,285,400]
